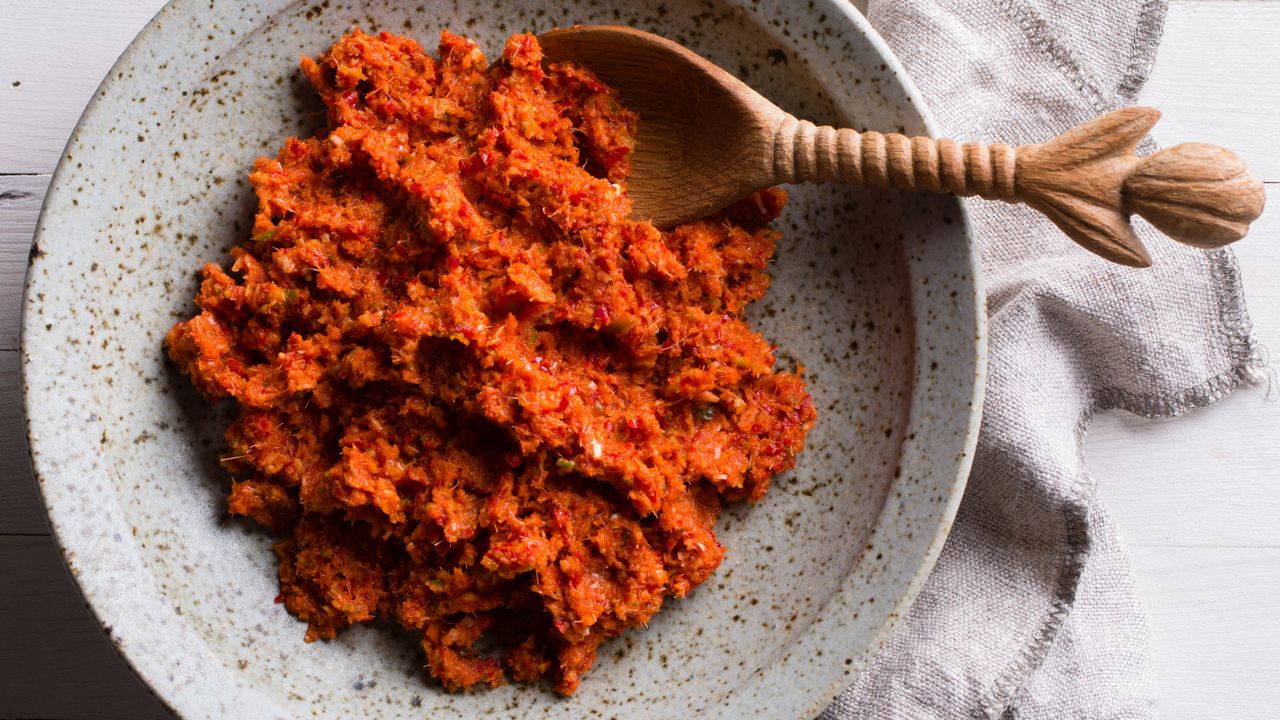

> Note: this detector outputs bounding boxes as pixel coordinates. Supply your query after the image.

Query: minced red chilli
[165,29,816,696]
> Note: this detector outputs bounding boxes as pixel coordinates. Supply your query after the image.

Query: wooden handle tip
[1126,143,1266,248]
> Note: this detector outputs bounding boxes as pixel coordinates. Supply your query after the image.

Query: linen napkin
[820,1,1260,718]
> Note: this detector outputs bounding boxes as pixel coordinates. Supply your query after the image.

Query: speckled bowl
[22,1,984,718]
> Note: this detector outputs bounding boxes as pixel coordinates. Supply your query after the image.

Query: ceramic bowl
[22,1,984,717]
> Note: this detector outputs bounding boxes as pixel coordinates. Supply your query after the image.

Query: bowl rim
[21,1,985,717]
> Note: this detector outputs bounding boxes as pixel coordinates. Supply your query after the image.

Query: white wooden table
[1,2,1276,717]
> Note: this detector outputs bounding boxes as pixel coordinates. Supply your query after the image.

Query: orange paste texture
[166,30,815,695]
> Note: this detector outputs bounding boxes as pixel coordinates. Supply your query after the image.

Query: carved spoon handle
[774,107,1267,267]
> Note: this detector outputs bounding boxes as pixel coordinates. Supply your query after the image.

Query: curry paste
[166,30,815,695]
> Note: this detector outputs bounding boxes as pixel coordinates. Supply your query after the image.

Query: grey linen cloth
[821,1,1259,718]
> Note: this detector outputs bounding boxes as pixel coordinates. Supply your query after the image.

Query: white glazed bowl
[22,1,984,717]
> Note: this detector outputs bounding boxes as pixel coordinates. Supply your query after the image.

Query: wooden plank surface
[3,6,211,718]
[0,351,43,535]
[1128,547,1280,718]
[0,1,1277,719]
[0,536,170,719]
[0,0,169,174]
[0,176,48,352]
[1093,4,1280,717]
[1139,1,1280,181]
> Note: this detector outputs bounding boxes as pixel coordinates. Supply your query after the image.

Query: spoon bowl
[541,25,787,226]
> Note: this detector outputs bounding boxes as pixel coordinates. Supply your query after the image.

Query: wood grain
[0,5,174,716]
[784,109,1266,267]
[1129,547,1280,718]
[0,535,171,719]
[0,350,44,535]
[1141,1,1280,181]
[0,175,47,352]
[1093,386,1280,546]
[1096,4,1280,714]
[0,0,169,174]
[545,25,1265,267]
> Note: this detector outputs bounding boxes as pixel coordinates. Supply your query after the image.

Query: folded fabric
[820,1,1258,717]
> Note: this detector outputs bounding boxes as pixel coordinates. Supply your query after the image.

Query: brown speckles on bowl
[21,1,983,718]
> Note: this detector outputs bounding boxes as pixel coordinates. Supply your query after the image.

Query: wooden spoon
[538,25,1266,267]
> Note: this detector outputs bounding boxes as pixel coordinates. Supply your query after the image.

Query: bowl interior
[23,1,978,718]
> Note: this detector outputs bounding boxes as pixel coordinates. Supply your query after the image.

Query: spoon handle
[775,107,1266,267]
